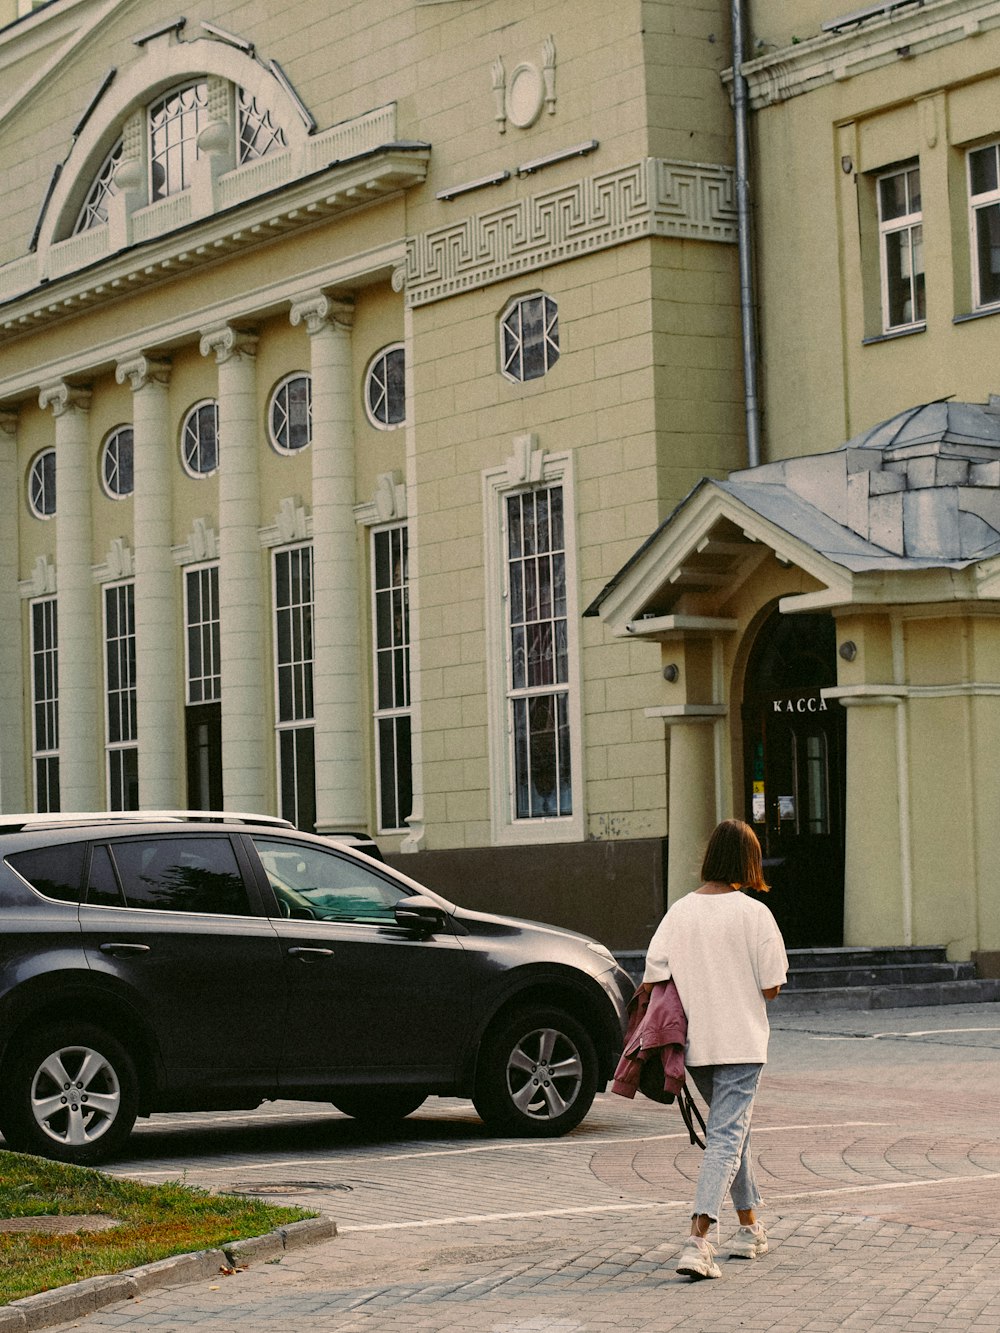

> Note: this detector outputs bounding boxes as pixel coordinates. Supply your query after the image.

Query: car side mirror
[394,895,446,935]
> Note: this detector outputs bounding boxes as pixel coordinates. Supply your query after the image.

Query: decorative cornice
[115,354,171,392]
[0,409,17,436]
[18,555,56,599]
[354,471,407,526]
[733,0,1000,110]
[289,293,354,335]
[172,517,219,565]
[404,157,736,307]
[38,381,91,416]
[199,325,259,363]
[260,496,312,547]
[92,536,134,582]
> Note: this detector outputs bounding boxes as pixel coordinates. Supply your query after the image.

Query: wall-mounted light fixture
[663,663,680,682]
[838,641,857,661]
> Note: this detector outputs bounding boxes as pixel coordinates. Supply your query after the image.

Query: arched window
[101,426,134,498]
[364,344,406,429]
[150,82,208,200]
[180,401,220,477]
[500,294,560,383]
[73,140,123,235]
[28,449,56,518]
[238,89,287,163]
[268,373,312,453]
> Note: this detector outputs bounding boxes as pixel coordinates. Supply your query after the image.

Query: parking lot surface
[40,1003,1000,1331]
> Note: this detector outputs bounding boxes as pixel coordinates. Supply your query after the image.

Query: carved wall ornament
[289,292,354,335]
[115,354,171,392]
[172,517,219,564]
[199,324,258,363]
[492,37,556,133]
[38,381,92,417]
[18,555,56,599]
[260,495,311,547]
[505,433,545,485]
[93,535,134,582]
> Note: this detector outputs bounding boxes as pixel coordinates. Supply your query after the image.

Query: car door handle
[287,946,334,960]
[99,942,151,957]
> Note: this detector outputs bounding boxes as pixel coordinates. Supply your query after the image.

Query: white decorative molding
[354,471,408,526]
[92,535,134,582]
[289,293,354,335]
[405,157,736,307]
[491,56,507,134]
[505,433,546,485]
[260,495,312,547]
[38,381,91,417]
[19,555,56,599]
[200,324,259,363]
[733,0,1000,110]
[172,517,219,565]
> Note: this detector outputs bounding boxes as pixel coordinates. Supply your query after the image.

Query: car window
[6,841,87,903]
[109,837,252,917]
[253,837,408,923]
[85,844,125,907]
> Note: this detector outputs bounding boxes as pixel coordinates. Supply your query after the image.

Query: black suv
[0,812,631,1164]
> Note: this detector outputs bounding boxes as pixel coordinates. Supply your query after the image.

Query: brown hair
[700,818,769,892]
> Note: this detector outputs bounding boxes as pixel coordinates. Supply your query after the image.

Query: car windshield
[253,838,408,923]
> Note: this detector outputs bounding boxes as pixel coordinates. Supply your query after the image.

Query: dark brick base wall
[386,837,668,952]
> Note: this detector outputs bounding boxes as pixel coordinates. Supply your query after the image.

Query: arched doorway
[741,609,845,948]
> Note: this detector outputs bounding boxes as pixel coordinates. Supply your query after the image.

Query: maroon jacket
[611,979,687,1102]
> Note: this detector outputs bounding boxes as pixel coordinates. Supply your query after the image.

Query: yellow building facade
[591,0,1000,970]
[0,0,750,947]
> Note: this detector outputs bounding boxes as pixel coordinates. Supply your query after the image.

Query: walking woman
[642,818,788,1280]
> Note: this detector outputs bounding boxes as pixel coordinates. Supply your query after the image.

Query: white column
[39,381,100,810]
[199,325,266,812]
[290,293,365,833]
[116,354,178,808]
[0,411,26,812]
[665,719,719,904]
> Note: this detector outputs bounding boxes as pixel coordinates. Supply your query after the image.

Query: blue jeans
[687,1063,763,1221]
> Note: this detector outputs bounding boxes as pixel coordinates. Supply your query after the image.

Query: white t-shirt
[642,890,788,1067]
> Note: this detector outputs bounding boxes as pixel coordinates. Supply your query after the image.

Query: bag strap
[678,1082,707,1150]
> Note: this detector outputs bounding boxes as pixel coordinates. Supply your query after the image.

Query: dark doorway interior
[186,703,222,810]
[741,610,845,949]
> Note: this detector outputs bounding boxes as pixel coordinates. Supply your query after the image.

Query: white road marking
[772,1170,1000,1201]
[812,1026,1000,1041]
[340,1201,690,1232]
[113,1121,889,1179]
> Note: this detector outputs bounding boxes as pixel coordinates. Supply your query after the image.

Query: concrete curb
[0,1217,336,1331]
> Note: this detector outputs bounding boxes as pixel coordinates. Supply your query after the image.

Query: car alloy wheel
[1,1024,139,1165]
[473,1005,599,1137]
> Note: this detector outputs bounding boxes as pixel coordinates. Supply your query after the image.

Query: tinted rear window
[7,842,87,903]
[109,837,251,916]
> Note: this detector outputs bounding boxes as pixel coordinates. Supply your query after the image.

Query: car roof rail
[0,810,297,833]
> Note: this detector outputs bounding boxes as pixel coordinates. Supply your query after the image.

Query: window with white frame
[73,140,123,235]
[101,426,134,499]
[877,165,924,331]
[185,565,220,704]
[968,143,1000,309]
[364,345,406,428]
[500,294,559,382]
[273,545,315,831]
[371,525,412,833]
[104,581,138,811]
[484,453,583,843]
[180,400,219,477]
[268,373,312,453]
[27,449,56,519]
[30,597,59,813]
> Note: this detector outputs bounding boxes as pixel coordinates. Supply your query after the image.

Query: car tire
[472,1005,599,1138]
[330,1088,427,1123]
[0,1023,139,1166]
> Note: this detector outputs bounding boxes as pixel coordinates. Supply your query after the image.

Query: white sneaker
[729,1222,768,1259]
[675,1234,722,1280]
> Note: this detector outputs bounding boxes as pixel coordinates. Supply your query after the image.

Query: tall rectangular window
[185,564,220,704]
[274,545,315,831]
[877,164,924,330]
[30,597,59,813]
[372,525,412,833]
[505,486,571,820]
[968,143,1000,309]
[104,581,138,811]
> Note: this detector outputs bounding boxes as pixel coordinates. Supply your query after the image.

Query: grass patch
[0,1150,313,1305]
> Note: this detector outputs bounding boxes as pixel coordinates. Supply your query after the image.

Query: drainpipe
[732,0,761,468]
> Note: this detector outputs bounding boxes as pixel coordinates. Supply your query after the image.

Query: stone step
[784,961,976,991]
[770,977,1000,1014]
[786,945,947,970]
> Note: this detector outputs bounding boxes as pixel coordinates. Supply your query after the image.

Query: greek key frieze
[405,158,735,306]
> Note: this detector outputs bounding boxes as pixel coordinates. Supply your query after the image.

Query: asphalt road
[43,1001,1000,1331]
